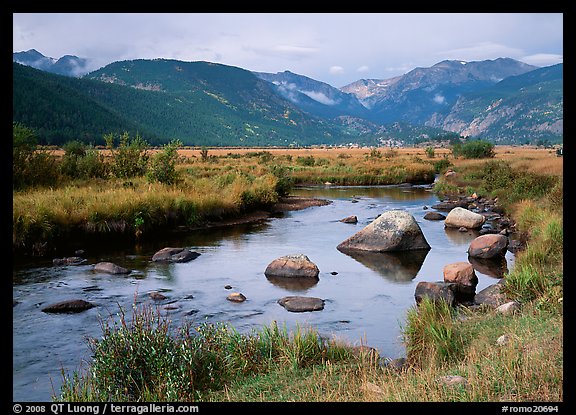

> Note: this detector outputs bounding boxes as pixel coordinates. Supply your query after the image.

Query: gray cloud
[13,13,563,87]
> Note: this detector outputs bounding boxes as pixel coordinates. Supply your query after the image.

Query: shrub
[58,303,354,401]
[105,132,149,179]
[147,140,182,185]
[296,155,315,166]
[13,123,60,190]
[452,140,495,159]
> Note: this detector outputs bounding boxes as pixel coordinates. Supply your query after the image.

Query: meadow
[13,137,563,402]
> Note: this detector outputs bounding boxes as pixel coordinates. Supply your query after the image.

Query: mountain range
[12,49,563,146]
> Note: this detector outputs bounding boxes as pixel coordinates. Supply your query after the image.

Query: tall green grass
[57,303,356,402]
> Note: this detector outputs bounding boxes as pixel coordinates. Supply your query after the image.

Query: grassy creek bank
[53,151,562,403]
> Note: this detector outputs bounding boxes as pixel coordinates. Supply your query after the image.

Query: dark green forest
[12,62,446,147]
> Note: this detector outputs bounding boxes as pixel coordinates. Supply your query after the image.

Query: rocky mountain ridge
[13,50,563,144]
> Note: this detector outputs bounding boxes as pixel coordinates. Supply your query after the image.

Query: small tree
[13,123,60,189]
[200,146,209,162]
[147,140,182,185]
[105,132,149,179]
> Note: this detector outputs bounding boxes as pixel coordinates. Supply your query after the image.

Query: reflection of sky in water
[13,184,515,401]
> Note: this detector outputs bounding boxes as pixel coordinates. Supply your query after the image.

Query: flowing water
[12,184,514,402]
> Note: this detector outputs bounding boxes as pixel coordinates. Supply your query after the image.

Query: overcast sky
[13,13,563,88]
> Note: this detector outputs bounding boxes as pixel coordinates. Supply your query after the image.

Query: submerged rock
[337,210,430,253]
[278,296,324,312]
[42,299,95,313]
[152,247,200,263]
[423,211,446,221]
[227,292,247,303]
[93,262,130,275]
[53,257,87,266]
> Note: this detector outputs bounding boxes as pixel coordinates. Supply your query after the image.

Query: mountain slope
[14,61,406,146]
[13,62,143,144]
[341,58,538,125]
[437,63,563,142]
[253,70,371,119]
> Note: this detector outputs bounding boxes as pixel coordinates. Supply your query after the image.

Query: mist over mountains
[13,49,563,146]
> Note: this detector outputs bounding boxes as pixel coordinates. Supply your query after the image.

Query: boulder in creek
[423,211,446,221]
[414,281,456,307]
[444,207,485,229]
[278,296,325,312]
[42,299,96,313]
[93,262,130,274]
[53,257,87,266]
[340,215,358,224]
[443,262,478,288]
[227,292,247,303]
[443,262,478,303]
[149,292,168,301]
[468,234,508,259]
[337,210,430,253]
[152,247,201,263]
[264,254,320,278]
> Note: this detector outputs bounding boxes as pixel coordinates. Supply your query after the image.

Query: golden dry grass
[46,145,562,176]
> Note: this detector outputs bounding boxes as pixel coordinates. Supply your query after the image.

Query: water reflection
[337,249,429,282]
[295,185,434,201]
[264,275,319,291]
[468,255,509,279]
[443,227,480,244]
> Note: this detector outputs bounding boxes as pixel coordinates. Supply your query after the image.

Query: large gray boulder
[264,254,320,278]
[444,207,485,229]
[336,210,430,253]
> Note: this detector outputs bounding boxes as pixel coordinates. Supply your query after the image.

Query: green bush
[296,155,316,166]
[60,141,109,179]
[13,123,60,190]
[147,140,182,184]
[105,132,149,179]
[452,140,495,159]
[58,303,354,401]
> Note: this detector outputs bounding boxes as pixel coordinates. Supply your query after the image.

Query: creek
[12,184,514,401]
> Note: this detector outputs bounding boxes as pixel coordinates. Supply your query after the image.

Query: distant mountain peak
[12,49,90,77]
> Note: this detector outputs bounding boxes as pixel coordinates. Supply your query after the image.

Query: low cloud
[247,44,318,61]
[301,90,339,106]
[433,94,446,104]
[329,65,344,75]
[356,65,369,72]
[438,41,523,62]
[520,53,563,67]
